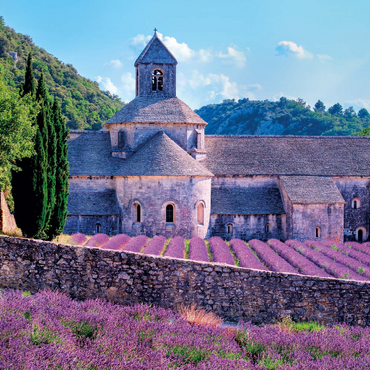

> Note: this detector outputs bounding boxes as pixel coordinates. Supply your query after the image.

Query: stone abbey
[66,31,370,242]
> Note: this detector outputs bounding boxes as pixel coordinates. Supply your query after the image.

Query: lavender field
[1,289,370,369]
[67,233,370,282]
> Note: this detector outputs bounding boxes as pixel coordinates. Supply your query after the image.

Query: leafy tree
[314,100,326,113]
[22,53,36,97]
[47,100,69,240]
[355,126,370,136]
[328,103,343,116]
[0,72,37,212]
[344,106,356,119]
[358,108,370,119]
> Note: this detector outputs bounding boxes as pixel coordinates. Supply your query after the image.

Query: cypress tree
[22,52,36,97]
[48,100,69,239]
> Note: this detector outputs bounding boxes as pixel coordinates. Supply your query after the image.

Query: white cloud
[275,41,313,59]
[272,92,297,101]
[218,46,247,67]
[95,76,118,95]
[131,34,152,48]
[120,72,135,101]
[106,59,123,68]
[317,54,332,61]
[248,83,262,91]
[345,99,370,111]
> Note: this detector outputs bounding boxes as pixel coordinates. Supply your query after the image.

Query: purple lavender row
[248,239,297,274]
[69,233,87,245]
[268,239,332,278]
[84,233,109,248]
[101,234,130,250]
[143,235,167,256]
[345,241,370,256]
[164,236,185,259]
[286,240,367,281]
[208,236,235,265]
[189,236,209,262]
[230,239,268,270]
[122,235,148,253]
[305,241,370,281]
[324,240,370,267]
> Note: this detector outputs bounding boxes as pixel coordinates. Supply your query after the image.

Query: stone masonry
[1,236,370,326]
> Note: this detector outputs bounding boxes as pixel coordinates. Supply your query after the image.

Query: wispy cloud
[120,72,135,101]
[105,59,123,68]
[248,83,262,91]
[275,41,313,59]
[217,46,246,67]
[317,54,332,61]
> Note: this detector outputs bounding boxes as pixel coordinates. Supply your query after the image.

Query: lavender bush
[164,236,185,259]
[84,233,109,248]
[305,241,370,281]
[189,237,209,262]
[101,234,130,250]
[208,237,235,265]
[1,290,370,369]
[69,233,87,245]
[248,239,297,274]
[268,239,332,278]
[122,235,148,253]
[143,235,167,255]
[345,241,370,255]
[286,240,367,281]
[230,239,268,270]
[324,240,370,266]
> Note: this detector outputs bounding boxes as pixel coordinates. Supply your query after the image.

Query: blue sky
[2,0,370,110]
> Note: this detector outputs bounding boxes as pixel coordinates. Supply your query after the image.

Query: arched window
[227,223,233,234]
[166,204,174,223]
[352,198,361,209]
[118,130,126,149]
[197,202,204,225]
[96,223,101,234]
[315,227,321,238]
[356,227,367,242]
[265,223,270,233]
[135,203,141,223]
[152,69,164,91]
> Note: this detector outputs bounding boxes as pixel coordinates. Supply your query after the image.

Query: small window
[227,223,233,234]
[356,227,367,242]
[118,130,126,149]
[135,204,141,223]
[152,69,164,91]
[197,202,204,225]
[96,223,101,234]
[265,223,270,233]
[166,204,174,223]
[352,198,360,209]
[315,227,321,238]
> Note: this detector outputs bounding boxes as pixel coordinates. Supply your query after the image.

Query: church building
[66,31,370,243]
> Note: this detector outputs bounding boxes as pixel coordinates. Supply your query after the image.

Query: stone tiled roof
[67,190,119,215]
[68,131,121,176]
[134,33,177,66]
[211,186,285,215]
[105,96,207,125]
[204,135,370,176]
[114,132,213,177]
[280,176,345,204]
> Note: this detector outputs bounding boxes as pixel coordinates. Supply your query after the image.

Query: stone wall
[0,192,17,234]
[1,236,370,326]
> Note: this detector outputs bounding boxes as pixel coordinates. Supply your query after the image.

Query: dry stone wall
[0,236,370,326]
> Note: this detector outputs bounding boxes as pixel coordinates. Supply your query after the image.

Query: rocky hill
[197,98,370,136]
[0,17,124,130]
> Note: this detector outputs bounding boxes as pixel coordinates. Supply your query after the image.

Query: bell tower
[134,29,178,98]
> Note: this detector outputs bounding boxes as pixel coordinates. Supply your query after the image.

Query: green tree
[358,108,370,119]
[314,100,326,113]
[48,100,69,240]
[0,73,37,212]
[328,103,343,116]
[22,52,36,97]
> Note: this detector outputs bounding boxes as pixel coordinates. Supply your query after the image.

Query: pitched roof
[211,186,285,215]
[114,132,213,177]
[134,33,177,66]
[204,135,370,176]
[105,96,207,125]
[280,176,345,204]
[67,190,119,215]
[68,131,121,176]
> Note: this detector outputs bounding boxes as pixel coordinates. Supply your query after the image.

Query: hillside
[0,17,124,130]
[197,98,370,136]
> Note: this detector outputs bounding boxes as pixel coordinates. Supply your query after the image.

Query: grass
[205,240,213,262]
[53,234,72,244]
[161,238,171,256]
[227,241,240,266]
[184,239,190,259]
[0,227,22,237]
[178,304,223,327]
